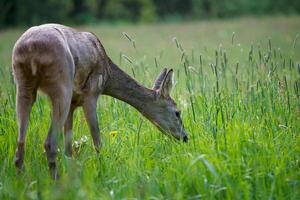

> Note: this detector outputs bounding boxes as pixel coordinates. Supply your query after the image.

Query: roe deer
[12,24,188,179]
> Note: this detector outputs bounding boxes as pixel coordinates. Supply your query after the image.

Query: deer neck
[103,59,156,114]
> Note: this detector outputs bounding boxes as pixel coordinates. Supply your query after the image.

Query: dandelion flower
[109,131,118,138]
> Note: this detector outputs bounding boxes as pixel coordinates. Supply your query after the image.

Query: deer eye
[175,111,181,118]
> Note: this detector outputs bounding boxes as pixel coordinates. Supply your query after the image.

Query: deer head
[147,68,188,142]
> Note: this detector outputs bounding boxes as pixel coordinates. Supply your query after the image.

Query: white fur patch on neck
[98,74,103,88]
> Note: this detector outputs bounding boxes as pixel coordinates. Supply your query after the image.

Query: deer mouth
[145,115,188,142]
[150,120,186,141]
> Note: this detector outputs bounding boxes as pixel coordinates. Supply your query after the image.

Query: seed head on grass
[122,32,136,49]
[293,34,299,48]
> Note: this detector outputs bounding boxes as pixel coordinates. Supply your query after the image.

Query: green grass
[0,16,300,199]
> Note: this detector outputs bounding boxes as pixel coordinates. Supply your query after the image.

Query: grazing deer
[12,24,188,179]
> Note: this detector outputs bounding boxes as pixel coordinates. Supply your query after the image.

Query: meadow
[0,16,299,199]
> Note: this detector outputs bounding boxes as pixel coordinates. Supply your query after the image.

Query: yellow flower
[109,131,118,138]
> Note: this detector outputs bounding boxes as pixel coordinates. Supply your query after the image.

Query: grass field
[0,16,299,199]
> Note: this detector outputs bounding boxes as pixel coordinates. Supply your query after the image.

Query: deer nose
[183,135,188,143]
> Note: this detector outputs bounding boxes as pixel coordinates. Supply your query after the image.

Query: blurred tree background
[1,0,300,28]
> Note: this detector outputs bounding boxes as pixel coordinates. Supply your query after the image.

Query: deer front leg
[82,96,101,153]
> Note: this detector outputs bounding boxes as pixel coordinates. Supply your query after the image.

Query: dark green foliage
[104,0,156,22]
[0,0,300,28]
[0,0,72,28]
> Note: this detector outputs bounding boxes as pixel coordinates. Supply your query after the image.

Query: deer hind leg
[63,104,77,157]
[14,83,37,171]
[44,84,72,179]
[82,96,101,153]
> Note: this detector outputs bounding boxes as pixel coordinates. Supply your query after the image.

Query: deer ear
[159,69,174,97]
[153,68,168,90]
